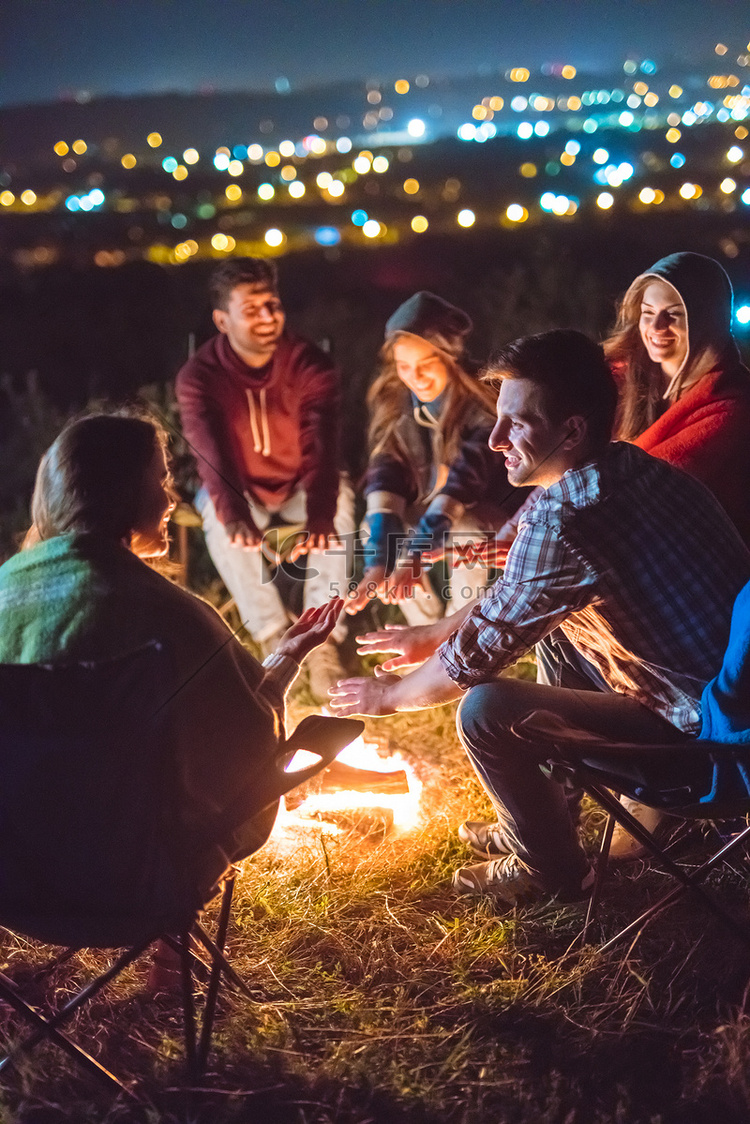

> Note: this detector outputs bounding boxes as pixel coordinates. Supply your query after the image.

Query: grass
[2,671,750,1123]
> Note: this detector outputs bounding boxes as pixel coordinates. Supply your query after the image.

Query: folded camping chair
[513,711,750,954]
[0,641,363,1095]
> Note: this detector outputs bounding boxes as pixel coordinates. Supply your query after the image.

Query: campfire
[273,721,423,842]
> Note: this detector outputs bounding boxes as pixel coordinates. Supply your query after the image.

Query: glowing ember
[274,731,423,839]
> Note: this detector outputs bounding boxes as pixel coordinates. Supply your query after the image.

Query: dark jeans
[456,675,687,894]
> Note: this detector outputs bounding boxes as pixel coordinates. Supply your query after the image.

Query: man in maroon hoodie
[176,257,353,697]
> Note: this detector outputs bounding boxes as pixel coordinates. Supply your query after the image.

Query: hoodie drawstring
[246,388,271,456]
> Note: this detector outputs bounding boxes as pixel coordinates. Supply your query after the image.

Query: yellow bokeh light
[639,187,656,204]
[403,178,420,194]
[472,105,489,120]
[316,171,332,188]
[561,65,576,79]
[510,68,530,82]
[489,96,504,111]
[506,204,528,222]
[411,215,428,232]
[54,141,69,156]
[0,191,15,206]
[248,144,263,160]
[183,148,200,165]
[353,155,371,174]
[258,183,275,200]
[265,151,281,167]
[288,180,305,197]
[227,160,244,176]
[21,190,36,206]
[567,95,582,110]
[147,132,163,147]
[679,182,700,199]
[666,128,681,143]
[720,177,737,193]
[644,92,659,107]
[72,140,87,155]
[735,126,748,139]
[225,183,242,201]
[596,192,614,209]
[211,233,234,251]
[669,85,683,98]
[280,164,297,181]
[633,81,649,95]
[121,153,137,169]
[394,79,410,94]
[457,208,475,227]
[520,162,537,178]
[264,228,284,247]
[560,152,575,166]
[309,137,327,155]
[327,180,345,197]
[279,140,296,157]
[715,43,728,55]
[362,219,382,238]
[372,155,389,173]
[173,165,188,180]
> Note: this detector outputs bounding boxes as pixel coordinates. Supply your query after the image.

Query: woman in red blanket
[605,251,750,544]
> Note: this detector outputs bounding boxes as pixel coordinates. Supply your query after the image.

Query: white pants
[197,478,355,644]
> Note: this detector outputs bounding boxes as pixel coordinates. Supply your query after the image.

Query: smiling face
[212,282,286,367]
[489,377,584,489]
[638,278,688,378]
[130,442,177,558]
[392,334,450,403]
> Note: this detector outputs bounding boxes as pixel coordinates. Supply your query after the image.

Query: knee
[457,681,513,746]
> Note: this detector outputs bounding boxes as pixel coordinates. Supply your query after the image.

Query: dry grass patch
[1,687,750,1121]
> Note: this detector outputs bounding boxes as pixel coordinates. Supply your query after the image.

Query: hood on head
[385,291,472,359]
[624,251,739,381]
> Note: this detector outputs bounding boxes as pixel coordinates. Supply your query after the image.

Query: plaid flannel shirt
[439,442,750,733]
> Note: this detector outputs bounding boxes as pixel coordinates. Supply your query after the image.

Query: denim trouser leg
[456,677,684,893]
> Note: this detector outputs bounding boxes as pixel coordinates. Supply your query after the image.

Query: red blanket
[634,363,750,545]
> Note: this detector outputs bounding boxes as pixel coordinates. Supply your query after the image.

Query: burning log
[285,759,409,808]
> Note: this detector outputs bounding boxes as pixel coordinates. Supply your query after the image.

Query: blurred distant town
[0,41,748,543]
[2,45,748,270]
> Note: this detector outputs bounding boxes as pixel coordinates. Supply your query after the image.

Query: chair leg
[191,923,257,1002]
[180,931,198,1087]
[586,787,750,952]
[0,972,135,1094]
[581,812,615,945]
[196,875,235,1074]
[0,938,154,1085]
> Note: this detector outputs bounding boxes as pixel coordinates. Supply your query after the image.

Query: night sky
[2,0,748,108]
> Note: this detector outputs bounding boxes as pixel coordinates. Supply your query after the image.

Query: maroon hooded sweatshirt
[176,331,340,528]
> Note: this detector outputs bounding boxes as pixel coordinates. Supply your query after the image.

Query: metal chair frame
[543,742,750,953]
[0,873,247,1096]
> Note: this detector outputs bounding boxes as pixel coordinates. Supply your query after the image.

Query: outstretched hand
[356,622,438,671]
[423,533,513,569]
[275,598,343,664]
[327,668,402,717]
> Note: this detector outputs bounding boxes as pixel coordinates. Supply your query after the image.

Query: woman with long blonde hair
[347,291,525,623]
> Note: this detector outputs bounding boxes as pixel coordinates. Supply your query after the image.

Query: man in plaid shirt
[331,330,750,906]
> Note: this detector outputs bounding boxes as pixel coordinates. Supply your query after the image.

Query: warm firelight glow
[275,730,423,839]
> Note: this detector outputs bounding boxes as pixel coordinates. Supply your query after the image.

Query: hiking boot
[609,797,665,862]
[458,820,515,859]
[306,639,347,702]
[452,852,595,906]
